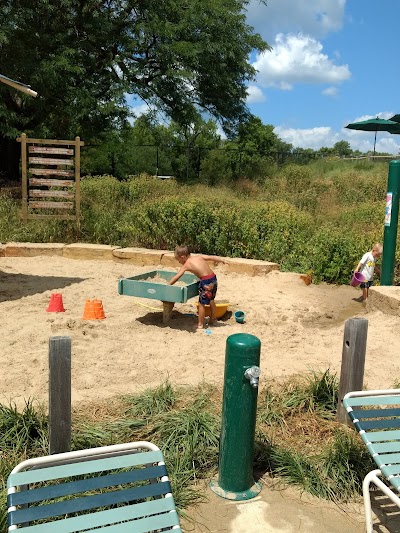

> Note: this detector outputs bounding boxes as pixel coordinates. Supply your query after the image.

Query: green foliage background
[0,160,391,284]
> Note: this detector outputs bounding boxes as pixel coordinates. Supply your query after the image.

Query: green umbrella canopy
[345,117,400,155]
[390,114,400,123]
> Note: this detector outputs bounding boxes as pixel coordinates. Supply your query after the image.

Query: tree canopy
[0,0,269,173]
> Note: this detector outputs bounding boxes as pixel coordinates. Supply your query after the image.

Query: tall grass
[0,373,379,527]
[281,369,339,418]
[0,160,393,283]
[124,380,178,418]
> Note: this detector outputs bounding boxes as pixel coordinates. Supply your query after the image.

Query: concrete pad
[63,243,120,260]
[368,286,400,316]
[182,481,365,533]
[113,247,166,266]
[4,242,65,257]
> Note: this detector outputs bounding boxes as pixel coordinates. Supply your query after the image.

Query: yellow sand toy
[195,301,229,319]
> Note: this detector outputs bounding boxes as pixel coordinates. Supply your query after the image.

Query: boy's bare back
[183,255,215,279]
[168,246,228,286]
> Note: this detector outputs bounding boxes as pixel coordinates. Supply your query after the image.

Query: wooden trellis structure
[17,133,84,223]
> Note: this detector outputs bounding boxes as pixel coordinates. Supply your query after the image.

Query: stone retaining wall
[0,242,279,277]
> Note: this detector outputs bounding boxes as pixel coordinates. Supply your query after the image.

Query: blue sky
[129,1,400,153]
[246,0,400,153]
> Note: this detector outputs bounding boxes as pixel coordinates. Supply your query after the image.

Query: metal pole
[210,333,262,500]
[381,160,400,285]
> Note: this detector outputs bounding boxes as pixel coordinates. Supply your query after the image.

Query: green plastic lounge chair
[7,440,182,532]
[343,389,400,533]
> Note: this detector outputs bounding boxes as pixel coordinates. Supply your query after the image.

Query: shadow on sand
[0,271,86,303]
[136,310,232,332]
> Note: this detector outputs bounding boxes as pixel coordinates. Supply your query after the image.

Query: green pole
[381,160,400,285]
[210,333,261,500]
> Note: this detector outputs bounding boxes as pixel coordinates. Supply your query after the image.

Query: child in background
[355,243,383,301]
[169,245,228,329]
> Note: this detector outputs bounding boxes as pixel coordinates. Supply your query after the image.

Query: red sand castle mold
[46,293,65,312]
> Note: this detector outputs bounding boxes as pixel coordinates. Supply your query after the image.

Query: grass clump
[0,372,375,526]
[124,379,178,418]
[268,428,372,502]
[281,369,339,418]
[0,400,48,454]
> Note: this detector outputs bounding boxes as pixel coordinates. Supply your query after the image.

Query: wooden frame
[17,133,84,224]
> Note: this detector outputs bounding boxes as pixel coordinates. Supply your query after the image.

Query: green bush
[0,161,390,284]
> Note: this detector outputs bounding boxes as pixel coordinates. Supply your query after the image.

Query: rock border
[0,242,280,277]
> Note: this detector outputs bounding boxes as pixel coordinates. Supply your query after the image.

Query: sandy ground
[1,255,400,408]
[2,254,400,533]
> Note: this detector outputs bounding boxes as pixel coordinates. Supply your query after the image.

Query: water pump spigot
[244,366,261,388]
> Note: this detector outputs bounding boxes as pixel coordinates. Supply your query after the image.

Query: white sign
[385,192,393,226]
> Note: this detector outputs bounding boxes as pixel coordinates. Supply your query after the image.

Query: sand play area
[1,252,400,409]
[3,252,400,532]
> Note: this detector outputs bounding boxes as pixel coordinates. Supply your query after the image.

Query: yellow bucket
[195,301,229,319]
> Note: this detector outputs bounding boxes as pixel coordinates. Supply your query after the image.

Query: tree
[230,116,279,179]
[333,140,352,158]
[0,0,269,181]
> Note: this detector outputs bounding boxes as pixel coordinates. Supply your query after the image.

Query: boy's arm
[168,265,187,285]
[201,255,229,265]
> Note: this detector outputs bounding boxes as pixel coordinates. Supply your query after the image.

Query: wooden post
[337,318,368,424]
[21,133,28,221]
[49,336,71,454]
[162,301,174,323]
[75,136,81,229]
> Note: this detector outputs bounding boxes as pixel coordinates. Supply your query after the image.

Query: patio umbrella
[390,114,400,123]
[345,117,400,155]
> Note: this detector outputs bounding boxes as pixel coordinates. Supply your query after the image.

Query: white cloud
[246,0,346,40]
[253,33,350,89]
[130,103,149,118]
[274,125,340,149]
[322,86,338,96]
[246,85,266,103]
[274,112,400,153]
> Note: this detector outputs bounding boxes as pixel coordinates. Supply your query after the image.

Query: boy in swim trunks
[168,245,228,328]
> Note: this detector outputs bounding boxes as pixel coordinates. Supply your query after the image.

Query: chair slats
[7,442,181,532]
[9,500,179,532]
[344,395,400,407]
[8,464,167,507]
[9,480,171,525]
[351,407,400,420]
[368,441,400,454]
[342,391,400,533]
[350,417,400,431]
[380,464,400,477]
[376,452,400,464]
[7,449,163,488]
[360,429,400,442]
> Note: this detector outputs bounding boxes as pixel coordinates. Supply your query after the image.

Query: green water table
[118,270,199,322]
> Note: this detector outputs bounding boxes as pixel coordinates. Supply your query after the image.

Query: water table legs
[162,301,174,323]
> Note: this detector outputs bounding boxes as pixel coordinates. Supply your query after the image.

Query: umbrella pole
[373,130,377,155]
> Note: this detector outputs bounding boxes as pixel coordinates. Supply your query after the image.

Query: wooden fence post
[337,318,368,424]
[21,133,27,221]
[49,336,71,454]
